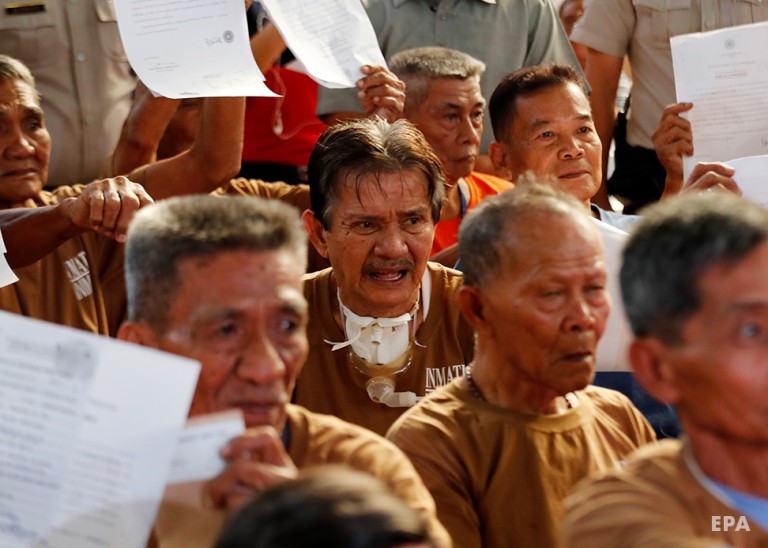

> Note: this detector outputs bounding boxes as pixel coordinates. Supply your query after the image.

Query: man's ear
[302,209,330,259]
[489,141,510,173]
[458,285,492,334]
[628,337,681,405]
[117,321,158,347]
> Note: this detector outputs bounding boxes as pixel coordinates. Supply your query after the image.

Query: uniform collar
[393,0,496,7]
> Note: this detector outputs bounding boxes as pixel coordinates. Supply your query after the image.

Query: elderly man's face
[141,249,308,431]
[656,242,768,443]
[493,82,601,206]
[307,169,435,317]
[0,79,50,205]
[406,76,484,184]
[478,212,609,395]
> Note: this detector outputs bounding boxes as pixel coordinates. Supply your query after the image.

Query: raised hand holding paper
[259,0,387,88]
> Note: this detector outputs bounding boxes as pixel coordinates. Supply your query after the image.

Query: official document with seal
[672,21,768,181]
[113,0,275,98]
[0,311,200,547]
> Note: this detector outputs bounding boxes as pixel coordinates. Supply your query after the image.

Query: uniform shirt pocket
[632,0,692,48]
[0,7,56,68]
[93,0,127,61]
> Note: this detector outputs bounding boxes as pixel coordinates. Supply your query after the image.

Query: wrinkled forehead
[337,168,431,207]
[0,78,42,112]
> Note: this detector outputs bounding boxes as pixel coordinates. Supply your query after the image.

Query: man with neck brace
[296,118,475,435]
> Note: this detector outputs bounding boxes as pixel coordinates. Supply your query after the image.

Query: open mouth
[369,269,408,282]
[365,261,414,283]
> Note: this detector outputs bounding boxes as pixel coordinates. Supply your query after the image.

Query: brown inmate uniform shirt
[152,404,451,548]
[0,186,125,335]
[562,439,768,547]
[294,263,475,436]
[387,382,657,548]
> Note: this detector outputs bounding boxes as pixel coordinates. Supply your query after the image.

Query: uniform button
[76,53,86,62]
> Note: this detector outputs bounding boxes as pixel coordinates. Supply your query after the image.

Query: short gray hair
[389,47,485,115]
[125,195,307,333]
[459,181,589,287]
[621,192,768,344]
[0,54,37,94]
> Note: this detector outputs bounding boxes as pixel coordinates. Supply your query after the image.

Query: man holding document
[117,195,450,548]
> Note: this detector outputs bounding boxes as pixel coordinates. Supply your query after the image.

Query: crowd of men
[1,0,767,546]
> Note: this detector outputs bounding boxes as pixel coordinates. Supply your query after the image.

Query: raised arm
[582,48,624,210]
[110,81,180,176]
[1,177,153,268]
[250,21,286,72]
[126,94,245,200]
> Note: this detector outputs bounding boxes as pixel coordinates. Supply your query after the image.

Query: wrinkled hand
[207,427,298,511]
[679,162,740,196]
[63,176,153,242]
[653,102,693,195]
[357,65,406,123]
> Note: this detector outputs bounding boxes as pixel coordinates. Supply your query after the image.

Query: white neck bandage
[326,269,431,367]
[331,294,417,365]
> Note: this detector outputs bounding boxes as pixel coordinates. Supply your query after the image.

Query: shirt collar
[393,0,496,7]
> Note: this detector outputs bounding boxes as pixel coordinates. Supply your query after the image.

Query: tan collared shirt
[0,0,136,185]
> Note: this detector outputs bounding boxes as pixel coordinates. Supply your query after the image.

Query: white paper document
[0,230,18,288]
[0,311,200,548]
[113,0,276,98]
[724,155,768,209]
[168,410,245,485]
[260,0,387,88]
[593,220,632,372]
[671,21,768,180]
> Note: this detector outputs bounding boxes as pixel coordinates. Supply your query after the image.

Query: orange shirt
[431,172,512,256]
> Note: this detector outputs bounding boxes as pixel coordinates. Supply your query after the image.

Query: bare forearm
[139,96,245,199]
[250,22,286,72]
[112,83,179,176]
[583,48,623,208]
[1,203,85,268]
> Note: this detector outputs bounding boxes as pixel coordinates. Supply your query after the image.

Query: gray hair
[307,118,445,229]
[459,180,589,287]
[621,192,768,344]
[125,195,307,333]
[0,54,37,95]
[389,47,486,115]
